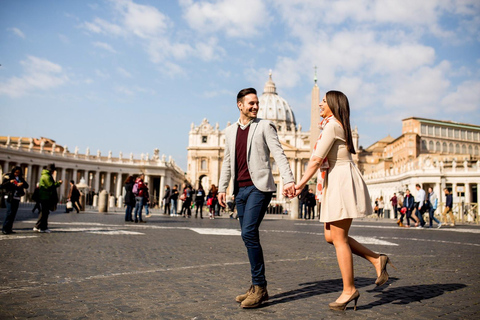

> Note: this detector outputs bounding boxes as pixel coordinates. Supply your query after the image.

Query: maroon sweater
[235,126,253,188]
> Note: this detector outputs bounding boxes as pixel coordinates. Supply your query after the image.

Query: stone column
[60,167,67,200]
[26,164,33,193]
[2,161,9,177]
[94,171,100,194]
[159,175,165,205]
[105,172,111,194]
[116,173,123,199]
[72,168,78,183]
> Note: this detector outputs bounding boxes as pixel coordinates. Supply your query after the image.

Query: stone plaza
[1,206,479,319]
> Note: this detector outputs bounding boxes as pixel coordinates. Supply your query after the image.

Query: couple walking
[218,88,395,310]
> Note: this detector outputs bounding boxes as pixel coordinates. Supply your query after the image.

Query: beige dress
[313,120,372,223]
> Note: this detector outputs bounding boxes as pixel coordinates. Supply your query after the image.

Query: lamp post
[77,177,89,212]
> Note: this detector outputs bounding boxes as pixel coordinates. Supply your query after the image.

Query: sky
[1,0,479,170]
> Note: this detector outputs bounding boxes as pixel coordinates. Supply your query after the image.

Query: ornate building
[0,136,185,206]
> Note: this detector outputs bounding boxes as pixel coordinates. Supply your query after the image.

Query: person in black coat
[1,166,29,234]
[67,180,81,213]
[163,185,171,215]
[123,176,135,222]
[306,188,317,219]
[195,185,206,219]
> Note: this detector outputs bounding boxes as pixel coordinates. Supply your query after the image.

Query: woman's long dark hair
[326,90,356,154]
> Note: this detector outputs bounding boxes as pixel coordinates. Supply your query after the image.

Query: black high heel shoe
[375,254,396,286]
[329,290,360,311]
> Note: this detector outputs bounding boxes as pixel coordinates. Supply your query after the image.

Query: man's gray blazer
[218,118,295,194]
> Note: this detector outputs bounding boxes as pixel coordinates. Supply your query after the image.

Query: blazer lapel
[247,119,259,158]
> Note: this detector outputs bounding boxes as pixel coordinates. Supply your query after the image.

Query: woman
[207,184,218,219]
[1,166,29,234]
[123,176,135,222]
[67,180,81,213]
[378,196,385,218]
[195,185,205,219]
[291,91,395,311]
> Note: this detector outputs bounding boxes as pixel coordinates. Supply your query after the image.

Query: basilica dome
[258,72,296,132]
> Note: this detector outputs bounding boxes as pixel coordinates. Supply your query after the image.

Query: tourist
[163,185,171,215]
[217,87,296,308]
[298,185,309,219]
[290,90,394,311]
[427,187,441,228]
[133,174,147,223]
[170,185,179,216]
[1,166,29,234]
[390,193,398,219]
[195,184,205,219]
[401,189,418,227]
[67,180,81,213]
[378,196,385,218]
[415,184,427,228]
[441,188,455,227]
[207,184,218,219]
[180,184,192,218]
[34,163,62,233]
[306,188,316,219]
[123,176,135,222]
[144,182,151,218]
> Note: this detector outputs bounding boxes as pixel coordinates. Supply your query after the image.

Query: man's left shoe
[240,285,269,308]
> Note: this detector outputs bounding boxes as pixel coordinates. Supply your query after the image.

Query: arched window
[442,142,447,153]
[475,146,479,156]
[455,143,460,153]
[436,142,441,152]
[421,140,428,151]
[462,144,467,154]
[201,159,207,171]
[468,145,473,155]
[428,141,434,151]
[449,143,454,153]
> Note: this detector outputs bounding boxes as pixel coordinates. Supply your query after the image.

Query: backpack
[132,182,139,195]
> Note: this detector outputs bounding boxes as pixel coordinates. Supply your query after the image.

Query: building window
[442,142,447,153]
[449,143,453,153]
[462,144,467,154]
[467,131,472,140]
[429,140,434,151]
[441,127,446,137]
[454,129,460,139]
[461,130,466,139]
[428,126,433,135]
[202,136,207,143]
[201,159,207,171]
[421,124,427,134]
[468,145,473,155]
[448,128,453,138]
[455,143,460,153]
[436,142,441,152]
[435,127,440,136]
[474,132,479,141]
[475,146,479,156]
[421,140,427,151]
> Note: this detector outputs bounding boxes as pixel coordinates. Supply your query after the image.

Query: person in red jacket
[133,174,148,223]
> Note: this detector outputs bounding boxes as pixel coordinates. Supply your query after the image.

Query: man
[442,188,455,227]
[1,166,29,234]
[399,189,417,227]
[306,188,317,219]
[390,193,398,219]
[144,182,151,218]
[218,88,296,309]
[415,184,427,228]
[34,163,62,233]
[427,187,441,228]
[170,185,179,216]
[298,185,309,219]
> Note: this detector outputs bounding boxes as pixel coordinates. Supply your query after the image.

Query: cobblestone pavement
[1,207,479,319]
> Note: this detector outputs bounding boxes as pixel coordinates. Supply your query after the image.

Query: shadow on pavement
[265,277,383,307]
[359,282,467,310]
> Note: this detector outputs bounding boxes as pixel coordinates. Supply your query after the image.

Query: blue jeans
[171,199,177,215]
[125,204,133,221]
[429,207,441,227]
[3,199,20,233]
[134,197,144,221]
[144,203,149,215]
[299,201,307,219]
[415,203,426,226]
[235,185,273,286]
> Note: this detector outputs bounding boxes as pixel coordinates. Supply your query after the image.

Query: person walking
[400,189,418,227]
[290,90,394,311]
[31,183,41,214]
[170,185,179,216]
[415,184,427,228]
[34,163,62,233]
[378,196,385,218]
[427,187,441,228]
[306,188,317,219]
[195,185,205,218]
[441,188,455,227]
[298,185,309,219]
[218,87,296,309]
[390,193,398,219]
[1,166,29,234]
[133,174,147,223]
[144,182,151,218]
[67,180,81,213]
[207,184,218,219]
[163,185,171,215]
[181,184,193,218]
[123,176,135,222]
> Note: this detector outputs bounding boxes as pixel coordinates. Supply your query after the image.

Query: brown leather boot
[235,285,254,303]
[240,285,268,308]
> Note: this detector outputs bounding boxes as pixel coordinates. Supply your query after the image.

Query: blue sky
[1,0,479,170]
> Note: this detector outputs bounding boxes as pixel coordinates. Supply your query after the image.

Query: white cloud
[117,67,132,78]
[0,56,68,98]
[8,27,25,39]
[180,0,271,38]
[95,69,110,79]
[93,41,117,53]
[442,80,480,112]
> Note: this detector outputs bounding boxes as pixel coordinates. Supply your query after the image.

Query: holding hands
[282,182,298,198]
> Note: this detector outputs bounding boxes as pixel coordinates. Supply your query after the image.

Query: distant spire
[314,66,317,84]
[263,70,277,94]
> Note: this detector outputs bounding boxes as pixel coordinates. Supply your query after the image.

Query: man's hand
[282,182,296,198]
[218,192,226,207]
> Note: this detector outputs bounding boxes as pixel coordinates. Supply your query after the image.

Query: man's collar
[237,118,254,130]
